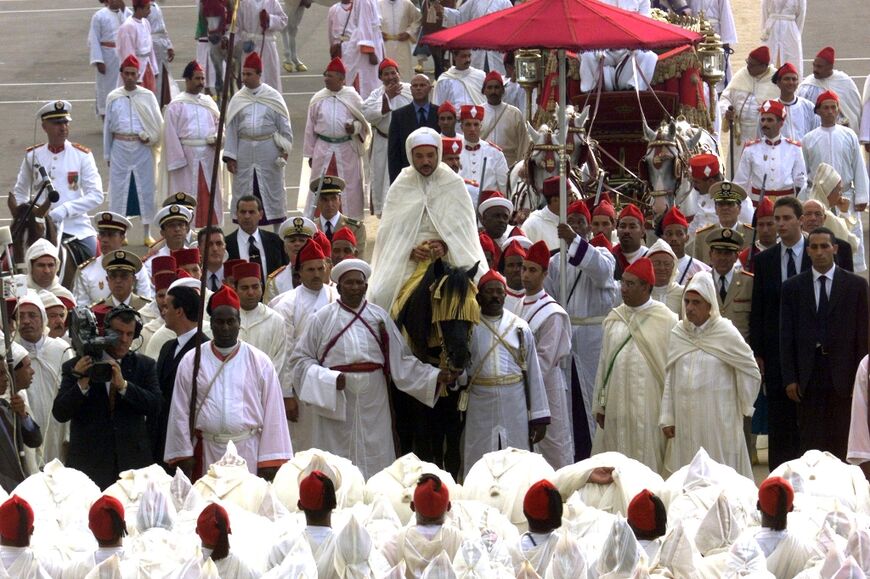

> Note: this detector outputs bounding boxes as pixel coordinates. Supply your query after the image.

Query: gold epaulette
[344,217,362,227]
[740,223,755,231]
[784,138,801,147]
[26,143,45,152]
[695,223,716,235]
[71,142,91,153]
[744,139,761,147]
[739,269,754,278]
[77,256,97,270]
[486,140,502,151]
[268,265,286,279]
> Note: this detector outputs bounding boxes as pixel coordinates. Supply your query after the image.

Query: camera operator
[53,305,161,490]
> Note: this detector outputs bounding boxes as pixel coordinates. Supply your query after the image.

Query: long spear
[187,0,241,478]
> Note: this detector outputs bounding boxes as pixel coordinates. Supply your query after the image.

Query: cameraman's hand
[74,356,94,388]
[108,360,126,394]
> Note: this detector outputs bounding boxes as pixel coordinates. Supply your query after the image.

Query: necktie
[248,235,263,282]
[719,275,728,303]
[325,220,333,240]
[786,248,797,279]
[818,275,829,344]
[210,273,219,291]
[417,107,426,126]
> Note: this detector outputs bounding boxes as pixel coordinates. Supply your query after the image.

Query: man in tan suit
[313,175,368,258]
[691,181,754,265]
[708,229,753,341]
[91,250,152,311]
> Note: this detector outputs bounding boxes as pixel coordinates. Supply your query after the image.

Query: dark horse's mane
[395,259,474,361]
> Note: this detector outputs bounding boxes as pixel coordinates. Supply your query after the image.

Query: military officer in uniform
[691,181,754,264]
[264,216,318,303]
[142,204,193,279]
[708,229,754,341]
[13,101,104,263]
[91,250,152,311]
[74,212,153,306]
[143,192,198,254]
[312,174,368,258]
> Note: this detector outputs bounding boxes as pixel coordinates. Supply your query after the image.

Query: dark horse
[393,259,480,478]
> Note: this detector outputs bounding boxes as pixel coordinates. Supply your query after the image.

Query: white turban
[330,258,372,284]
[810,163,842,210]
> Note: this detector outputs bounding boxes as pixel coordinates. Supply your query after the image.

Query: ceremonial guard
[798,47,863,130]
[104,55,163,245]
[379,0,420,79]
[480,71,531,167]
[162,61,222,227]
[88,0,131,118]
[74,213,152,306]
[223,52,293,226]
[143,204,193,278]
[234,262,290,385]
[733,99,806,204]
[116,0,158,93]
[327,0,384,98]
[432,50,486,108]
[773,63,819,142]
[91,251,152,311]
[265,216,317,303]
[237,0,288,92]
[709,229,754,341]
[14,101,103,261]
[660,206,710,285]
[458,105,508,193]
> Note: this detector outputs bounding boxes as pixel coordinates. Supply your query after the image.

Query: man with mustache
[611,204,648,281]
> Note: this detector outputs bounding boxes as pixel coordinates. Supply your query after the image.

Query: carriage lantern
[696,15,725,124]
[515,49,543,122]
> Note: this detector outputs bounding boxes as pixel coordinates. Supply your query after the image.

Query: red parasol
[422,0,701,52]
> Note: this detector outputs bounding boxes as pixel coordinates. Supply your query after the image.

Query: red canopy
[422,0,701,52]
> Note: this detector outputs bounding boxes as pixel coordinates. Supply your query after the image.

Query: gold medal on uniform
[68,171,79,191]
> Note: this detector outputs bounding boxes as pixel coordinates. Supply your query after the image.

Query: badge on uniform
[99,280,104,290]
[68,171,79,191]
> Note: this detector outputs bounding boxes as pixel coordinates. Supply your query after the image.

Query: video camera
[68,306,119,383]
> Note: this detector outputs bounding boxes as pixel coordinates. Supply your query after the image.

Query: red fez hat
[482,70,505,90]
[758,477,794,518]
[313,230,332,258]
[689,153,720,180]
[92,303,112,332]
[503,239,527,259]
[627,489,659,533]
[151,255,177,276]
[459,105,484,122]
[299,471,336,511]
[524,241,550,270]
[593,200,616,220]
[175,268,192,279]
[567,200,591,222]
[624,257,655,286]
[326,57,346,75]
[662,206,688,230]
[478,269,506,289]
[523,480,561,522]
[207,284,241,312]
[413,474,450,518]
[57,295,76,310]
[479,233,500,265]
[756,196,775,219]
[438,101,457,116]
[618,203,644,224]
[772,62,798,83]
[120,54,140,72]
[89,496,126,542]
[154,271,175,292]
[442,137,463,156]
[590,232,613,251]
[542,176,561,199]
[297,239,326,264]
[223,259,247,279]
[748,46,770,65]
[0,496,34,543]
[378,58,399,75]
[196,503,231,546]
[758,99,786,120]
[815,90,839,110]
[171,247,201,268]
[332,226,357,247]
[232,261,261,282]
[243,51,263,73]
[816,46,835,65]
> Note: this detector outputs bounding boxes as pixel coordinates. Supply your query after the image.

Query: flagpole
[558,49,568,308]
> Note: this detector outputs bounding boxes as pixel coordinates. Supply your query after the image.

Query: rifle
[516,327,533,448]
[748,174,767,270]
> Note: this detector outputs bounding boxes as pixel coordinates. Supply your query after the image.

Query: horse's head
[7,192,54,267]
[641,120,681,198]
[430,260,480,372]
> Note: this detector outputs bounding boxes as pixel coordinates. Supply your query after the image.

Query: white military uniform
[74,257,152,305]
[459,138,508,192]
[732,136,807,203]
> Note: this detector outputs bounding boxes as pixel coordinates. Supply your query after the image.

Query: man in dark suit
[152,286,209,472]
[53,305,161,490]
[0,344,42,493]
[749,196,810,470]
[780,227,868,460]
[388,74,439,183]
[225,195,288,283]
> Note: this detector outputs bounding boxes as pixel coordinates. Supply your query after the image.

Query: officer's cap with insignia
[279,216,317,239]
[38,100,72,124]
[708,227,744,252]
[710,181,747,204]
[162,192,198,209]
[155,204,193,228]
[101,250,143,274]
[94,211,132,233]
[310,175,347,196]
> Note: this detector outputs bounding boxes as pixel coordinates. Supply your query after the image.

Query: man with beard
[480,71,531,166]
[798,47,863,131]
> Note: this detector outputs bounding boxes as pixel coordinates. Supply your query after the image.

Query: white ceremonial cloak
[162,92,223,227]
[88,6,131,116]
[379,0,420,79]
[237,0,288,93]
[368,147,487,312]
[104,86,162,224]
[592,300,678,474]
[798,71,864,132]
[361,82,413,216]
[116,16,157,87]
[761,0,806,77]
[651,282,684,315]
[164,341,293,473]
[239,302,289,384]
[288,300,441,478]
[718,66,779,177]
[544,236,619,441]
[302,87,369,220]
[461,311,550,477]
[481,102,532,167]
[223,83,293,224]
[522,207,560,251]
[432,66,487,107]
[327,0,385,99]
[381,524,464,577]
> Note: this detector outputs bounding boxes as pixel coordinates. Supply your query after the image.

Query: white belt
[200,427,261,444]
[769,14,797,21]
[240,134,272,142]
[243,31,276,41]
[181,138,213,146]
[570,315,606,326]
